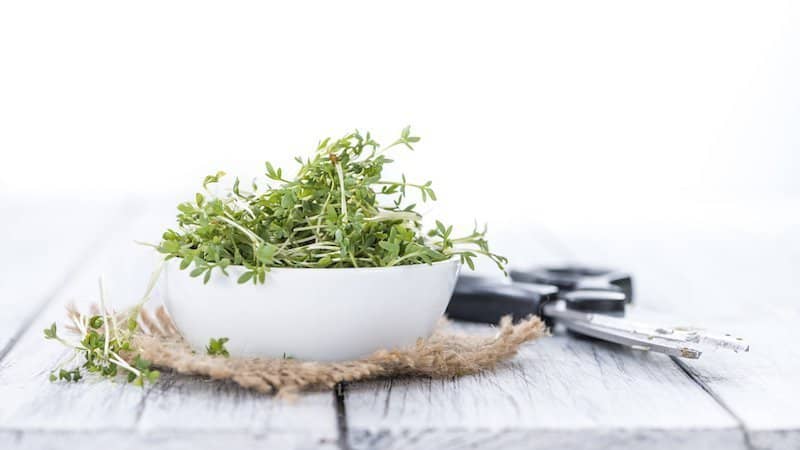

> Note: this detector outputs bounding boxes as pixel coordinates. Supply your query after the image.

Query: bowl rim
[167,256,461,274]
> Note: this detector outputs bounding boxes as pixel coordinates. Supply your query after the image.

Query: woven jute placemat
[130,306,546,397]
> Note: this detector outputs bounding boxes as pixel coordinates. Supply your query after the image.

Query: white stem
[98,278,110,359]
[110,353,141,377]
[219,215,264,244]
[315,191,332,241]
[293,224,326,232]
[336,162,348,222]
[366,210,422,223]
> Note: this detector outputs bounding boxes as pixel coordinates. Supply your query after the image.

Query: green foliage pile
[157,127,506,284]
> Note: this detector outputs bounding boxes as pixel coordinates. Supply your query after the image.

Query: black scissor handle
[509,265,634,304]
[446,275,559,324]
[447,266,633,325]
[561,290,626,316]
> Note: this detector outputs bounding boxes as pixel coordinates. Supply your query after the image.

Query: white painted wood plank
[0,204,155,435]
[3,429,338,450]
[0,198,126,357]
[542,223,800,449]
[136,373,339,449]
[0,202,339,449]
[344,324,743,450]
[344,230,744,450]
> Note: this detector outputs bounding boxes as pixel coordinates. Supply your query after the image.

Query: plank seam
[0,201,143,365]
[133,371,167,426]
[335,383,352,450]
[382,379,393,418]
[670,356,755,450]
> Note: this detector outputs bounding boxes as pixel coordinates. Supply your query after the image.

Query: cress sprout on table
[43,267,163,386]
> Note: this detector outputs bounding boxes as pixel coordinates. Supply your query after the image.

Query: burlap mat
[131,306,547,397]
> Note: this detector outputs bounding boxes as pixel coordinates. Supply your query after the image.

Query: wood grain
[3,197,796,449]
[541,223,800,450]
[344,325,744,450]
[0,204,155,444]
[0,199,131,359]
[343,232,745,449]
[136,372,338,448]
[0,204,339,449]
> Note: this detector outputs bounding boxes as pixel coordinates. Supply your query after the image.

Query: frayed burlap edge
[131,306,547,397]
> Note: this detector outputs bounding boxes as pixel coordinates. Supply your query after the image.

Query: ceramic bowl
[163,259,461,361]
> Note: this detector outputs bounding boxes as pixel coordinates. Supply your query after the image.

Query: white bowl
[163,259,461,361]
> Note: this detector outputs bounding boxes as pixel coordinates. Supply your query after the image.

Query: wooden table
[1,198,797,450]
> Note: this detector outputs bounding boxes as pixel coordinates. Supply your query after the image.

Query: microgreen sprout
[206,337,230,357]
[44,265,164,386]
[157,126,507,283]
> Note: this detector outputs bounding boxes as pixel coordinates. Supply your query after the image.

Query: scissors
[447,265,749,359]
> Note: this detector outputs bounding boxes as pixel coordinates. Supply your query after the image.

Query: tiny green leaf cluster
[44,269,163,387]
[157,127,507,283]
[206,337,230,357]
[44,319,159,386]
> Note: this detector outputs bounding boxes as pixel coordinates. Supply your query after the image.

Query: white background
[2,1,798,231]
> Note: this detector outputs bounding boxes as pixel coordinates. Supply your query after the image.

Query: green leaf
[160,240,180,254]
[237,271,254,284]
[134,355,151,370]
[206,337,230,357]
[233,177,241,196]
[177,202,195,214]
[256,244,277,264]
[89,316,104,329]
[43,323,57,339]
[202,171,226,189]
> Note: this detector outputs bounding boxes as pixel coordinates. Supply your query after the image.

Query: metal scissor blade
[554,316,703,359]
[542,303,705,359]
[603,320,750,353]
[543,303,750,355]
[669,326,750,353]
